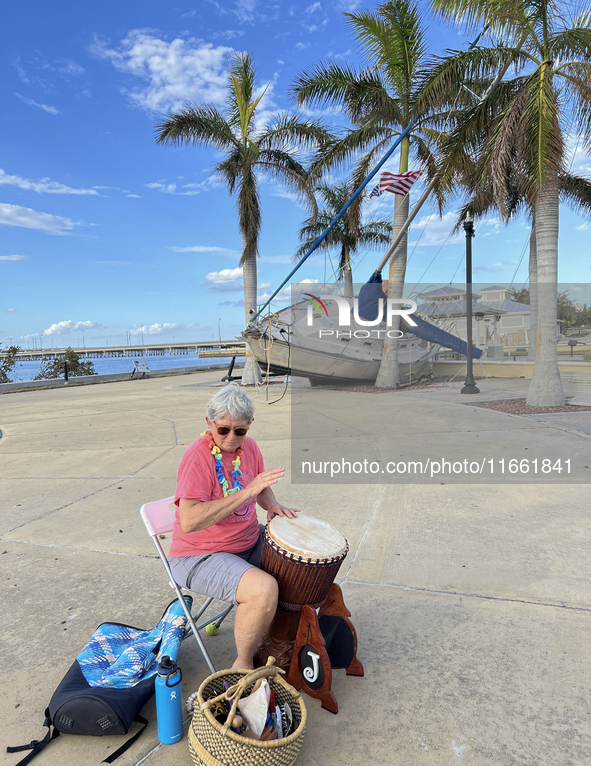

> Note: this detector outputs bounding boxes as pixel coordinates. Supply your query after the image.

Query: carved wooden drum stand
[256,514,363,713]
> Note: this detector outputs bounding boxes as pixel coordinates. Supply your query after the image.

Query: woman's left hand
[267,504,300,522]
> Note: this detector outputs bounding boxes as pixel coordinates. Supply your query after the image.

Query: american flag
[369,170,423,198]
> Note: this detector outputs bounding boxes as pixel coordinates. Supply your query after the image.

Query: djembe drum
[260,514,349,611]
[256,515,363,714]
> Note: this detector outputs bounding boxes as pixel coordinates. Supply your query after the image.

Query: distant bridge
[1,340,246,363]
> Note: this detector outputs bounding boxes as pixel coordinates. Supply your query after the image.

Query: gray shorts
[169,525,264,606]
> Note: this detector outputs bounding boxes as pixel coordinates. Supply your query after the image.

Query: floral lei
[201,429,243,496]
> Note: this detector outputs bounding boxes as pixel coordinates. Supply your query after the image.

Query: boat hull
[243,299,438,385]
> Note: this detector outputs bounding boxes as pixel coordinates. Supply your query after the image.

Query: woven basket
[189,667,307,766]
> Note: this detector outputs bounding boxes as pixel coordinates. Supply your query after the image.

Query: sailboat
[243,274,482,386]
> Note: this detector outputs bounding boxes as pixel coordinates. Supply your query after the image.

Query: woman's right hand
[245,467,285,497]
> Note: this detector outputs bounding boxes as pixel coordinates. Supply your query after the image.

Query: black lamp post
[461,213,480,394]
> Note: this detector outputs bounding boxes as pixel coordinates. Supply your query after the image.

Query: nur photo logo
[304,292,418,339]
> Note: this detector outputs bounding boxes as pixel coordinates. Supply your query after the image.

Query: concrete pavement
[1,371,591,765]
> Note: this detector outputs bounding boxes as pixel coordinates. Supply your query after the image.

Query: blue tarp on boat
[357,272,483,359]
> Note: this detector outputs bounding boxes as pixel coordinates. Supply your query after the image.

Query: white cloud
[206,267,244,283]
[15,93,59,115]
[295,42,310,51]
[235,0,257,22]
[259,254,294,264]
[336,0,361,9]
[473,261,518,272]
[0,255,29,261]
[212,29,245,40]
[0,169,98,195]
[146,181,200,196]
[206,266,244,292]
[90,30,233,113]
[129,322,179,335]
[567,135,591,177]
[577,222,589,231]
[408,211,499,247]
[219,299,244,307]
[0,203,77,233]
[7,308,16,312]
[258,287,292,303]
[57,60,85,76]
[127,193,141,198]
[304,19,328,33]
[146,176,220,195]
[169,245,239,256]
[330,49,352,59]
[306,2,322,12]
[43,320,102,336]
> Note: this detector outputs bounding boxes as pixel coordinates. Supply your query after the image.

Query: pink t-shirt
[169,436,264,558]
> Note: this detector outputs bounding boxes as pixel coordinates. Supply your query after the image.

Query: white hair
[206,384,255,423]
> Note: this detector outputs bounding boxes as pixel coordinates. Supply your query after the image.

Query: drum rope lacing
[263,527,349,566]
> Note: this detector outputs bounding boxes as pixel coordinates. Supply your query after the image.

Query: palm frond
[257,113,332,152]
[522,64,564,191]
[154,105,237,151]
[291,61,365,107]
[429,0,529,36]
[559,172,591,217]
[310,123,395,177]
[346,0,428,103]
[550,18,591,62]
[417,44,529,113]
[557,68,591,148]
[257,150,318,214]
[227,52,260,135]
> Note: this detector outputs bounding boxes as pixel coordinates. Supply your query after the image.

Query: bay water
[10,353,236,383]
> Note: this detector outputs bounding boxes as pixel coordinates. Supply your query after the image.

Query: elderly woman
[168,384,298,669]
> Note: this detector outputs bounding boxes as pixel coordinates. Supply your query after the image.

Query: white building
[418,286,531,349]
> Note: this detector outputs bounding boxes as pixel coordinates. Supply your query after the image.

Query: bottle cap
[157,655,178,677]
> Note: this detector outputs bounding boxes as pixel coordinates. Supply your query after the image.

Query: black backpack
[8,597,191,766]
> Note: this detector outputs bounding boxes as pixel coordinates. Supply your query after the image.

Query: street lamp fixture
[461,213,480,395]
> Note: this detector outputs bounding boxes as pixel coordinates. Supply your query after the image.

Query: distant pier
[1,340,246,362]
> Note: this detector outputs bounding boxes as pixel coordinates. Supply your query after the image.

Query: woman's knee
[236,568,278,607]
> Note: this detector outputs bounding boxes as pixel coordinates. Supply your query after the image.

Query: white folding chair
[140,497,233,674]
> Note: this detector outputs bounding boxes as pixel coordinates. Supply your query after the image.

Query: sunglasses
[213,422,250,436]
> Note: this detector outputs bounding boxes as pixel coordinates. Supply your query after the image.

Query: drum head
[268,514,347,560]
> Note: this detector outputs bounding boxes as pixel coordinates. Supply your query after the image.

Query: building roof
[419,297,530,317]
[480,285,509,292]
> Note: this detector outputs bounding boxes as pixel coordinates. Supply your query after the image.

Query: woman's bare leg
[232,568,278,669]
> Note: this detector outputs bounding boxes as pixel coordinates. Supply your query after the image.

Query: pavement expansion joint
[4,444,176,535]
[341,483,388,582]
[344,579,591,613]
[0,538,160,558]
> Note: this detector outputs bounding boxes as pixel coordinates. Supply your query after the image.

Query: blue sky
[1,0,590,349]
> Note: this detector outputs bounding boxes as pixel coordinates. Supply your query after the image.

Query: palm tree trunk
[241,246,262,385]
[375,136,410,389]
[527,223,538,362]
[375,191,410,388]
[526,185,564,406]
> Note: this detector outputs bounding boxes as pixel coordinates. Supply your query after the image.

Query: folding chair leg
[196,603,234,631]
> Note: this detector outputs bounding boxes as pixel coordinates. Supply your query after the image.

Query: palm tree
[455,159,591,362]
[295,181,392,297]
[292,0,443,388]
[424,0,591,405]
[155,52,329,384]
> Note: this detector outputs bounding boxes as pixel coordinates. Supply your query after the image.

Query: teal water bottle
[155,656,183,744]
